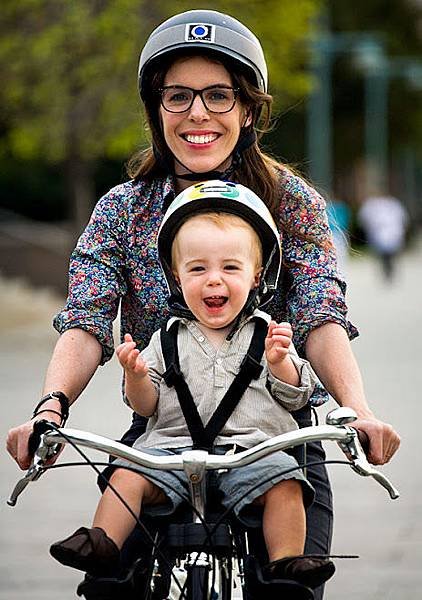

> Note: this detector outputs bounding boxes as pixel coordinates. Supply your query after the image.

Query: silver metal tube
[42,425,399,500]
[8,423,399,506]
[42,425,353,471]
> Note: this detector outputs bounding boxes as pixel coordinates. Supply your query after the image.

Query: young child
[50,181,335,588]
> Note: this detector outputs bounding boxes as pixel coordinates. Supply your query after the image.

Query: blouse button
[198,336,205,342]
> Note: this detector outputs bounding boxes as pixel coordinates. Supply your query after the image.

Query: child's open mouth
[203,296,228,308]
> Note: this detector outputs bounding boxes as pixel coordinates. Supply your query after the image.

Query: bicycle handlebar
[7,408,399,507]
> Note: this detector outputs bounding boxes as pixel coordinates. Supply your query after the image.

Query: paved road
[1,241,421,599]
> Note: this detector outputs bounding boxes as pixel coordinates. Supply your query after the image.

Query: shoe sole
[295,562,336,588]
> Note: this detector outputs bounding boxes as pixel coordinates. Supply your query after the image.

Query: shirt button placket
[214,357,225,388]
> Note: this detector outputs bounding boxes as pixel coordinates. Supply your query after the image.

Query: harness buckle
[162,363,183,387]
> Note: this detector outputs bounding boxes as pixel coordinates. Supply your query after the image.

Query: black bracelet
[32,409,63,421]
[32,392,70,424]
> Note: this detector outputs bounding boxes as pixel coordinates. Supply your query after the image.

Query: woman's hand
[116,333,148,378]
[353,416,400,465]
[6,403,63,471]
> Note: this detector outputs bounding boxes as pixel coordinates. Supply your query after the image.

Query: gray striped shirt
[131,310,318,450]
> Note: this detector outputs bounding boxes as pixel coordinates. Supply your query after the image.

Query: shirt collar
[166,309,270,332]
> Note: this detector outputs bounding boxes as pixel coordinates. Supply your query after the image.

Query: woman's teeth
[184,133,218,144]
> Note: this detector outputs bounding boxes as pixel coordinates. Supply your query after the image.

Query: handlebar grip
[28,420,57,456]
[355,429,370,454]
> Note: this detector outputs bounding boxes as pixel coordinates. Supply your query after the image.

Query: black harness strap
[161,321,208,447]
[161,319,267,451]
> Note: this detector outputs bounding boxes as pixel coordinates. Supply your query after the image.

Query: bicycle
[7,406,399,600]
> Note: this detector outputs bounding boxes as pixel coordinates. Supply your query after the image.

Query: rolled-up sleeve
[267,349,318,411]
[274,172,358,356]
[53,189,128,364]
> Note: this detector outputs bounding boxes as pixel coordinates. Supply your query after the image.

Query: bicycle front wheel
[166,555,238,599]
[186,564,210,599]
[218,558,233,600]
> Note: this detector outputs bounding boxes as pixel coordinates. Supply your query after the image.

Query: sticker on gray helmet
[185,23,216,43]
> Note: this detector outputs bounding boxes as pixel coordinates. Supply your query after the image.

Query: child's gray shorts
[111,445,315,527]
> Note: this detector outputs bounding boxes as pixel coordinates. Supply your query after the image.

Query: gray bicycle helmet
[157,180,281,318]
[138,9,268,99]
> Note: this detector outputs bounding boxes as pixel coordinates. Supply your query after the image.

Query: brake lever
[7,421,62,507]
[7,461,45,507]
[339,426,400,500]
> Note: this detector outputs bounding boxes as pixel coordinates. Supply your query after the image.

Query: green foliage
[329,0,422,158]
[331,0,422,55]
[0,0,321,163]
[172,0,321,101]
[0,0,144,161]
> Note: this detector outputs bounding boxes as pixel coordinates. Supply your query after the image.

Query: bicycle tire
[218,558,232,600]
[186,564,210,599]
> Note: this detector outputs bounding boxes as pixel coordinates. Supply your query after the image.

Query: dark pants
[294,406,333,600]
[108,406,333,600]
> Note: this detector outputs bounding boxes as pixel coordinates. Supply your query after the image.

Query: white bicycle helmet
[157,180,281,317]
[138,9,268,99]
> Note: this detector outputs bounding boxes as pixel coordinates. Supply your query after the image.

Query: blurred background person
[357,194,409,281]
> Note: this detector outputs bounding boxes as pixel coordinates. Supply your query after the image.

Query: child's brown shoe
[265,555,335,589]
[50,526,120,577]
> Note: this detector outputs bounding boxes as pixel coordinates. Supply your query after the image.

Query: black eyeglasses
[158,85,239,114]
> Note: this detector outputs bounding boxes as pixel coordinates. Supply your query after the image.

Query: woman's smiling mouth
[183,133,219,144]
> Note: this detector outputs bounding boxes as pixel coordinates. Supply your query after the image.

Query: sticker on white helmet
[185,23,216,43]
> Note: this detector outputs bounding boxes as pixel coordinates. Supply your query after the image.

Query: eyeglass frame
[158,85,240,114]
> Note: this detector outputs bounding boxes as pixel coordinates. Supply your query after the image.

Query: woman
[7,9,400,599]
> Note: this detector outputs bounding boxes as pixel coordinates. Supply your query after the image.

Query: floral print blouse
[53,171,358,406]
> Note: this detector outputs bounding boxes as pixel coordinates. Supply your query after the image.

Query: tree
[329,0,422,198]
[0,0,320,230]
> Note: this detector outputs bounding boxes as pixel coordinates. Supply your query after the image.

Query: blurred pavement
[1,239,421,599]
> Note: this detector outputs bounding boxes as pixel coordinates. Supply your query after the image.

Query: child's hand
[265,321,293,366]
[116,333,148,378]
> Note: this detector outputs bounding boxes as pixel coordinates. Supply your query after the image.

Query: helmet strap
[167,294,196,320]
[153,128,257,182]
[173,161,233,182]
